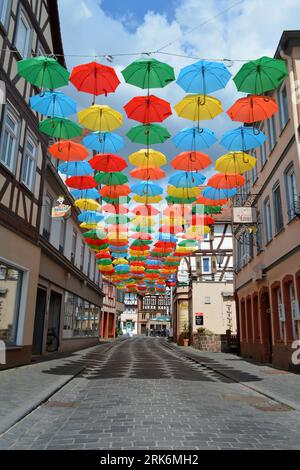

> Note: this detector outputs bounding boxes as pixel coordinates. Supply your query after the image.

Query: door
[261,291,273,363]
[32,288,47,355]
[47,291,62,352]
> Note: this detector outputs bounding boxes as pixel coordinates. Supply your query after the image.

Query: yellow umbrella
[186,225,211,235]
[78,105,123,132]
[74,199,101,211]
[113,258,128,265]
[161,216,184,225]
[174,94,223,121]
[128,149,167,168]
[131,216,156,226]
[167,186,200,198]
[80,222,105,230]
[108,234,128,240]
[133,194,163,204]
[215,151,257,174]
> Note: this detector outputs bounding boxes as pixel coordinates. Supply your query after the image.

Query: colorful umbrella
[171,151,211,171]
[174,95,223,121]
[89,153,127,172]
[39,117,82,140]
[30,91,77,117]
[83,131,124,153]
[131,181,163,197]
[130,167,165,180]
[207,173,245,189]
[78,105,123,131]
[74,199,101,211]
[132,205,160,216]
[165,195,197,204]
[71,188,99,199]
[105,214,130,224]
[220,126,266,151]
[102,204,129,214]
[121,58,175,89]
[48,141,88,161]
[168,186,200,198]
[124,95,172,123]
[133,195,163,204]
[176,60,231,94]
[191,214,215,225]
[78,211,103,223]
[18,56,69,89]
[129,149,167,168]
[169,171,206,187]
[233,57,288,95]
[196,195,228,206]
[70,61,120,100]
[66,175,97,189]
[58,161,92,176]
[94,172,128,185]
[215,152,257,174]
[172,127,217,150]
[201,187,237,200]
[227,96,278,123]
[127,124,170,145]
[100,185,131,198]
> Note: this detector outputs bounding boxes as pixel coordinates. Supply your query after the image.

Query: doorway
[32,287,47,355]
[47,291,62,352]
[260,290,273,363]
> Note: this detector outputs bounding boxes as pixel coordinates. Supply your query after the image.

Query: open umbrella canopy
[78,211,103,223]
[39,117,82,140]
[100,185,131,198]
[30,91,77,117]
[89,153,127,172]
[169,171,206,187]
[196,195,228,206]
[133,194,163,204]
[165,195,197,204]
[129,149,167,168]
[220,126,266,151]
[127,124,170,145]
[163,205,191,216]
[70,61,120,97]
[83,131,124,153]
[202,187,237,200]
[94,172,128,185]
[176,60,231,94]
[233,56,288,95]
[130,232,153,240]
[168,185,200,198]
[171,151,211,171]
[130,167,165,180]
[74,200,101,212]
[121,58,175,89]
[71,188,99,200]
[102,204,129,214]
[18,56,69,89]
[78,105,123,131]
[131,181,163,197]
[124,95,172,123]
[132,205,160,216]
[227,95,278,123]
[215,152,257,174]
[102,196,131,205]
[66,175,97,189]
[191,214,215,225]
[58,161,92,176]
[48,141,89,161]
[172,127,217,150]
[105,214,131,224]
[174,95,223,121]
[208,173,245,189]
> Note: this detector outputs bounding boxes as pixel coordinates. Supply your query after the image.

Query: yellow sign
[51,205,71,218]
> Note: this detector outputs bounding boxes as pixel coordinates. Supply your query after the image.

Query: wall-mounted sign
[233,207,257,224]
[52,205,71,218]
[195,313,204,326]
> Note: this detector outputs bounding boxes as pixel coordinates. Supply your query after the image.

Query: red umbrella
[163,205,191,217]
[49,141,88,162]
[196,195,228,206]
[124,95,172,123]
[154,241,176,249]
[66,175,97,189]
[85,238,108,246]
[227,95,278,123]
[208,173,245,189]
[89,153,127,172]
[171,151,212,171]
[159,225,182,234]
[132,205,160,216]
[102,204,129,214]
[95,252,111,259]
[130,167,165,180]
[191,214,215,225]
[100,185,131,198]
[70,62,120,101]
[130,232,153,240]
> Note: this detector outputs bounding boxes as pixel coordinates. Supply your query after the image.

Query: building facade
[234,31,300,370]
[138,293,171,335]
[101,280,116,339]
[120,292,138,336]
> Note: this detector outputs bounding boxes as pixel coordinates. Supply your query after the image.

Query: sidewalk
[0,340,119,434]
[173,344,300,412]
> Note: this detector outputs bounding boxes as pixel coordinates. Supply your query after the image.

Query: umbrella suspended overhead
[18,56,69,89]
[70,61,120,100]
[78,105,123,131]
[121,58,175,89]
[58,161,92,176]
[133,194,163,204]
[176,60,231,94]
[131,181,163,197]
[83,131,124,153]
[174,95,223,121]
[66,175,97,189]
[78,211,104,223]
[201,187,237,200]
[39,117,82,140]
[215,152,257,174]
[165,195,197,204]
[127,124,170,145]
[129,149,167,168]
[172,127,217,150]
[227,96,278,123]
[124,96,172,123]
[220,126,266,151]
[94,172,128,185]
[196,195,228,206]
[208,173,245,189]
[132,205,160,216]
[130,167,165,180]
[71,188,99,200]
[171,151,211,171]
[167,185,200,198]
[89,153,127,172]
[48,141,89,161]
[168,171,206,187]
[233,56,288,95]
[100,185,131,198]
[30,91,77,118]
[74,199,101,211]
[102,204,129,214]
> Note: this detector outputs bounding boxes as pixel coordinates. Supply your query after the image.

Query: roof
[274,30,300,58]
[47,0,66,67]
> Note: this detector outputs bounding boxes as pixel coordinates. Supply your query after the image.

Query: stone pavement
[0,337,300,450]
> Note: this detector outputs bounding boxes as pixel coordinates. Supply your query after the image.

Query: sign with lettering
[195,313,204,326]
[233,207,257,224]
[52,205,71,218]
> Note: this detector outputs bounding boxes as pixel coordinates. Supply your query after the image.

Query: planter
[183,338,189,347]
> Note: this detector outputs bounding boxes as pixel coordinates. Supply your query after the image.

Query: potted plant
[182,322,190,347]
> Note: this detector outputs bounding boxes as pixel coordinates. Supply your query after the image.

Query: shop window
[0,262,23,345]
[63,292,99,338]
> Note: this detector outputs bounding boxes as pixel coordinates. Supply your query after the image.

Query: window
[0,105,20,172]
[263,197,272,243]
[289,284,299,340]
[21,133,37,190]
[245,172,250,195]
[241,234,247,266]
[0,261,23,345]
[71,230,77,264]
[59,218,66,254]
[15,7,32,58]
[249,232,254,259]
[236,239,241,271]
[252,151,258,183]
[202,257,211,273]
[272,183,283,233]
[285,164,298,220]
[204,297,211,304]
[0,0,11,30]
[278,84,289,130]
[80,241,85,270]
[260,140,267,167]
[87,250,91,277]
[43,194,52,239]
[63,292,100,338]
[267,115,276,151]
[256,211,263,252]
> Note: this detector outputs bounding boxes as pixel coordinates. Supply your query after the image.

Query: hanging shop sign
[52,204,71,218]
[233,207,257,224]
[195,313,204,326]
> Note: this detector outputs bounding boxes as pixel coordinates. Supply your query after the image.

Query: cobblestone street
[0,337,300,450]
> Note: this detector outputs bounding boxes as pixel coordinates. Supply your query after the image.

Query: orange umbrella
[130,232,153,240]
[196,195,228,206]
[65,175,97,189]
[208,173,245,189]
[132,205,160,216]
[159,225,182,234]
[171,151,212,171]
[163,205,191,217]
[130,167,165,180]
[48,141,88,161]
[100,185,131,198]
[227,95,278,123]
[102,204,129,214]
[89,153,127,172]
[191,214,215,225]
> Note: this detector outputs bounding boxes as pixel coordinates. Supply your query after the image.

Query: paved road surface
[0,337,300,450]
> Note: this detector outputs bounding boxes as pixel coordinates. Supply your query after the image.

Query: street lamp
[216,254,225,267]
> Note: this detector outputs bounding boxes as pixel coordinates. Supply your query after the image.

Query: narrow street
[0,337,300,450]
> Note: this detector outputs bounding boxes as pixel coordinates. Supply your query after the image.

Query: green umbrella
[83,229,106,239]
[165,261,180,266]
[166,196,197,204]
[127,124,171,145]
[128,256,147,262]
[18,56,69,89]
[132,226,154,233]
[39,117,82,139]
[102,196,131,205]
[131,239,151,246]
[97,259,113,266]
[178,239,197,247]
[233,56,288,95]
[121,58,175,90]
[105,214,130,224]
[95,172,128,186]
[192,205,222,215]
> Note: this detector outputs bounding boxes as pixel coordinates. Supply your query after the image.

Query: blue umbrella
[115,265,130,273]
[172,127,217,150]
[111,252,128,258]
[202,187,237,200]
[78,211,104,223]
[220,126,267,151]
[71,188,99,199]
[83,131,124,153]
[158,234,177,243]
[110,245,129,251]
[169,171,206,188]
[131,181,163,197]
[146,259,163,266]
[30,91,77,117]
[58,161,92,176]
[176,60,231,94]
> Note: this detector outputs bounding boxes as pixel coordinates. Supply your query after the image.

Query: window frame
[202,256,211,274]
[14,6,32,59]
[272,182,284,234]
[21,131,37,191]
[263,197,272,243]
[0,104,20,173]
[0,0,12,31]
[284,163,298,221]
[278,83,289,131]
[42,193,53,239]
[267,115,277,152]
[71,229,77,264]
